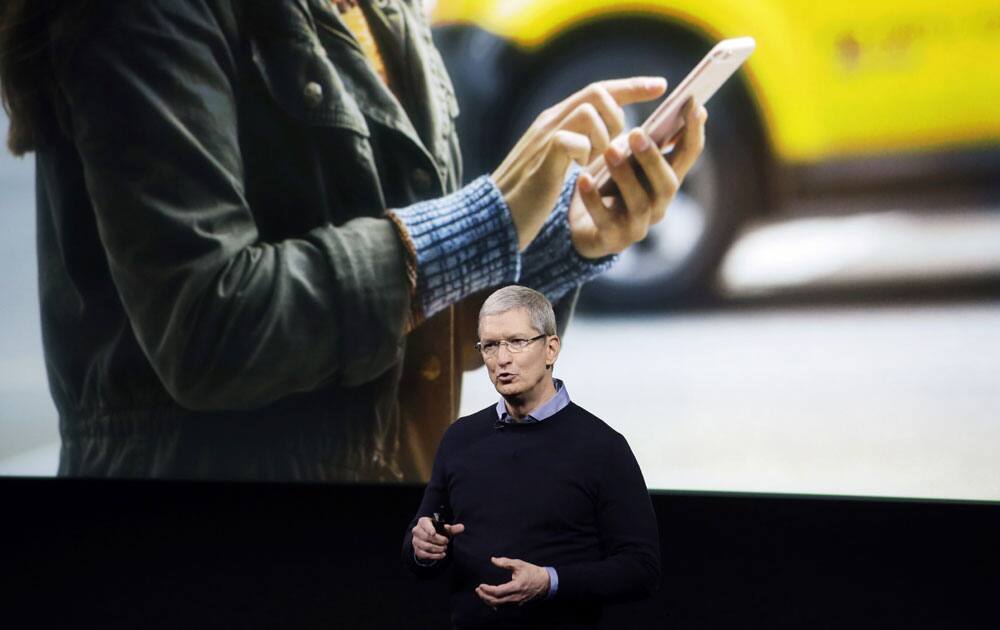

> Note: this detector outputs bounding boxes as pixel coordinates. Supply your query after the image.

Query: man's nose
[496,344,514,363]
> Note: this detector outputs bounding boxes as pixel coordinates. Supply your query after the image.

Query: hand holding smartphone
[587,36,756,195]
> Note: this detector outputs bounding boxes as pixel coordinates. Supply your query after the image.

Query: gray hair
[478,285,556,336]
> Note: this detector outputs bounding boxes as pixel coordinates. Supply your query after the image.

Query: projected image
[2,1,999,501]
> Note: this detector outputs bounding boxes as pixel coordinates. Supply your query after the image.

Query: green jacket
[35,0,502,481]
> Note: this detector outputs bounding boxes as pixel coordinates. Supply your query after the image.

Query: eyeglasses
[475,334,547,357]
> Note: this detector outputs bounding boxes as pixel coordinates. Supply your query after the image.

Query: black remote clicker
[432,504,451,536]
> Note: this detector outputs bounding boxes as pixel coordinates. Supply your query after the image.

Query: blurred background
[2,1,999,501]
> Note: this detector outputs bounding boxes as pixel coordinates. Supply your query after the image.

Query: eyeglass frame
[475,334,548,356]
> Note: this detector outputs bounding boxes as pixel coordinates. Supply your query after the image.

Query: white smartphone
[588,36,756,195]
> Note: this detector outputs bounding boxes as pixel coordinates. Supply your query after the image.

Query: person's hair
[478,285,557,337]
[0,1,88,156]
[1,1,50,155]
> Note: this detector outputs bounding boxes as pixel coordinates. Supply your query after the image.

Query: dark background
[4,478,997,628]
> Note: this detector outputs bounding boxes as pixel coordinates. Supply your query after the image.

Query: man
[0,0,706,482]
[403,285,660,629]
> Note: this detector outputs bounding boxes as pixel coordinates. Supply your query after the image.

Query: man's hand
[569,98,709,260]
[475,556,551,608]
[412,516,465,562]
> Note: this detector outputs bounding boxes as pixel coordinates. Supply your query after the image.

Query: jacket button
[420,355,442,381]
[303,81,324,108]
[412,168,433,193]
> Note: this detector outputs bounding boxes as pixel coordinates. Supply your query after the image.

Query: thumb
[444,523,465,536]
[576,171,613,233]
[491,556,517,570]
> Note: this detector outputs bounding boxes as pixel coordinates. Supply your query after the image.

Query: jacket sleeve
[52,1,411,411]
[554,433,662,602]
[402,426,454,578]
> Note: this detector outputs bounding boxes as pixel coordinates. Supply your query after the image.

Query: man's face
[478,308,560,402]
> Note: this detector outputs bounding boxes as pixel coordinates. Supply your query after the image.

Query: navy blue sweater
[403,402,660,628]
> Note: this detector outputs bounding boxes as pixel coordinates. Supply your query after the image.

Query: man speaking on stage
[403,285,660,628]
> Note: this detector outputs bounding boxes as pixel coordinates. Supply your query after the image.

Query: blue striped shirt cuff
[388,176,521,320]
[520,167,618,302]
[545,566,559,599]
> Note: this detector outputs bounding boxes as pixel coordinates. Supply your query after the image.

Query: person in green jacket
[0,0,706,481]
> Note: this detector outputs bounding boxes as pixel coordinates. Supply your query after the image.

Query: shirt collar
[495,379,570,425]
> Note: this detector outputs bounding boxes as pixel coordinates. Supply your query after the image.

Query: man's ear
[546,335,561,369]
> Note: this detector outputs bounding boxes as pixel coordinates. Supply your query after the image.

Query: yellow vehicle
[429,0,1000,305]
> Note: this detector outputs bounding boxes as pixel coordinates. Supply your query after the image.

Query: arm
[389,81,675,325]
[402,429,456,578]
[54,1,419,411]
[520,98,710,304]
[56,1,524,413]
[554,434,661,602]
[518,167,618,303]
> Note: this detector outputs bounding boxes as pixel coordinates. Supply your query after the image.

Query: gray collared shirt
[495,378,570,425]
